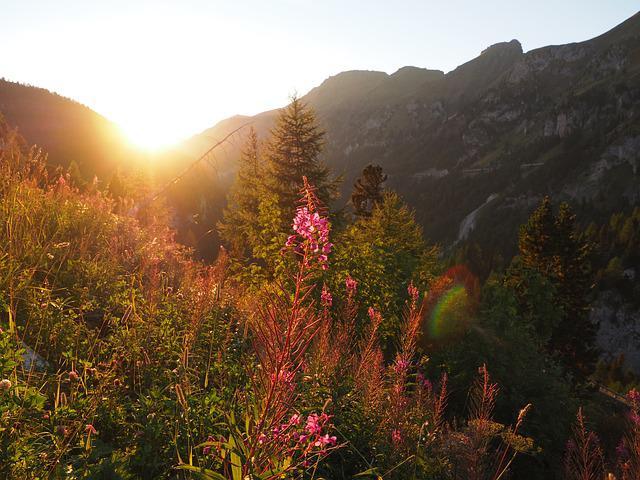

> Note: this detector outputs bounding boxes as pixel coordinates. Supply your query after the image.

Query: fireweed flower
[391,429,402,445]
[287,205,332,270]
[393,358,410,374]
[320,285,333,308]
[407,282,419,303]
[345,275,358,294]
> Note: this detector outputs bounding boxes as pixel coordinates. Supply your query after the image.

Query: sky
[1,0,638,149]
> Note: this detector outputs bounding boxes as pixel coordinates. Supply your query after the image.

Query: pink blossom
[628,388,640,404]
[68,370,79,382]
[407,282,419,302]
[320,434,337,446]
[394,358,410,374]
[285,235,297,247]
[288,205,332,269]
[345,275,357,294]
[85,424,98,435]
[391,429,402,445]
[320,285,332,308]
[0,379,12,392]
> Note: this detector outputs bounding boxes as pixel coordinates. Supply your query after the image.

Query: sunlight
[119,118,185,152]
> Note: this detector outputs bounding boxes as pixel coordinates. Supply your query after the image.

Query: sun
[119,118,185,152]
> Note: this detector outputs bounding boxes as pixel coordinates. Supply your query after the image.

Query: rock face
[193,12,640,255]
[592,291,640,373]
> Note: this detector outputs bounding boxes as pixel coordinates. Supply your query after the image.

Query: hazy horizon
[2,1,638,149]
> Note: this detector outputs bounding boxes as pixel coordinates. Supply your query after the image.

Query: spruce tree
[218,127,263,257]
[351,164,387,218]
[266,96,337,216]
[514,196,596,377]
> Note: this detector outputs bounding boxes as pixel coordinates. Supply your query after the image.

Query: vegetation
[1,95,639,480]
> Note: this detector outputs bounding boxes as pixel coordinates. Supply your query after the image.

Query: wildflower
[394,358,410,374]
[407,282,419,302]
[85,424,98,435]
[321,285,332,308]
[289,413,301,425]
[288,205,332,268]
[391,429,402,445]
[67,370,79,382]
[306,413,329,435]
[345,275,357,294]
[628,389,640,404]
[318,434,337,446]
[0,379,12,392]
[285,235,297,247]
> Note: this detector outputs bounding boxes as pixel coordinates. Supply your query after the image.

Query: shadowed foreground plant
[179,178,340,479]
[564,408,604,480]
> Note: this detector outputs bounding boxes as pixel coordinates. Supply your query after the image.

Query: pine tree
[218,127,263,257]
[266,96,337,216]
[514,196,596,377]
[351,164,387,218]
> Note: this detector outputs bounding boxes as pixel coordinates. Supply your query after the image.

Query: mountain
[0,78,136,179]
[191,12,640,257]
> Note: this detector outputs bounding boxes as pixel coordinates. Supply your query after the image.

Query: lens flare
[422,265,479,344]
[428,285,470,339]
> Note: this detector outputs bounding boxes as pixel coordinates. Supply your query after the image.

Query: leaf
[175,464,228,480]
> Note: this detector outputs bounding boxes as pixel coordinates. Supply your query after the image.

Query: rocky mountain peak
[480,39,523,57]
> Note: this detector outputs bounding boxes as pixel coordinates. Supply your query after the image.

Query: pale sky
[1,1,638,149]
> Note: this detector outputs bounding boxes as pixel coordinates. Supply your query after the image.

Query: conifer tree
[351,164,387,218]
[514,196,596,376]
[218,127,263,257]
[266,96,338,217]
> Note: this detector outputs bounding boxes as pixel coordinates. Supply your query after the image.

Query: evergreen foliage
[513,197,597,377]
[218,127,263,258]
[265,96,338,218]
[331,191,439,350]
[351,164,387,218]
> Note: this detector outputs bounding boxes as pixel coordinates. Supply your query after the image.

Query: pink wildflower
[68,370,79,382]
[407,282,419,302]
[321,285,332,308]
[345,275,358,294]
[285,235,297,247]
[319,434,337,446]
[391,429,402,445]
[394,358,410,374]
[628,388,640,404]
[85,424,98,435]
[288,205,332,269]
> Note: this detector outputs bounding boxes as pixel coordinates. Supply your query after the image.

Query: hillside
[0,78,136,179]
[191,12,640,255]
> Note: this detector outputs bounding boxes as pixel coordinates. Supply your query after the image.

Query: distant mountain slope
[191,11,640,256]
[0,79,135,178]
